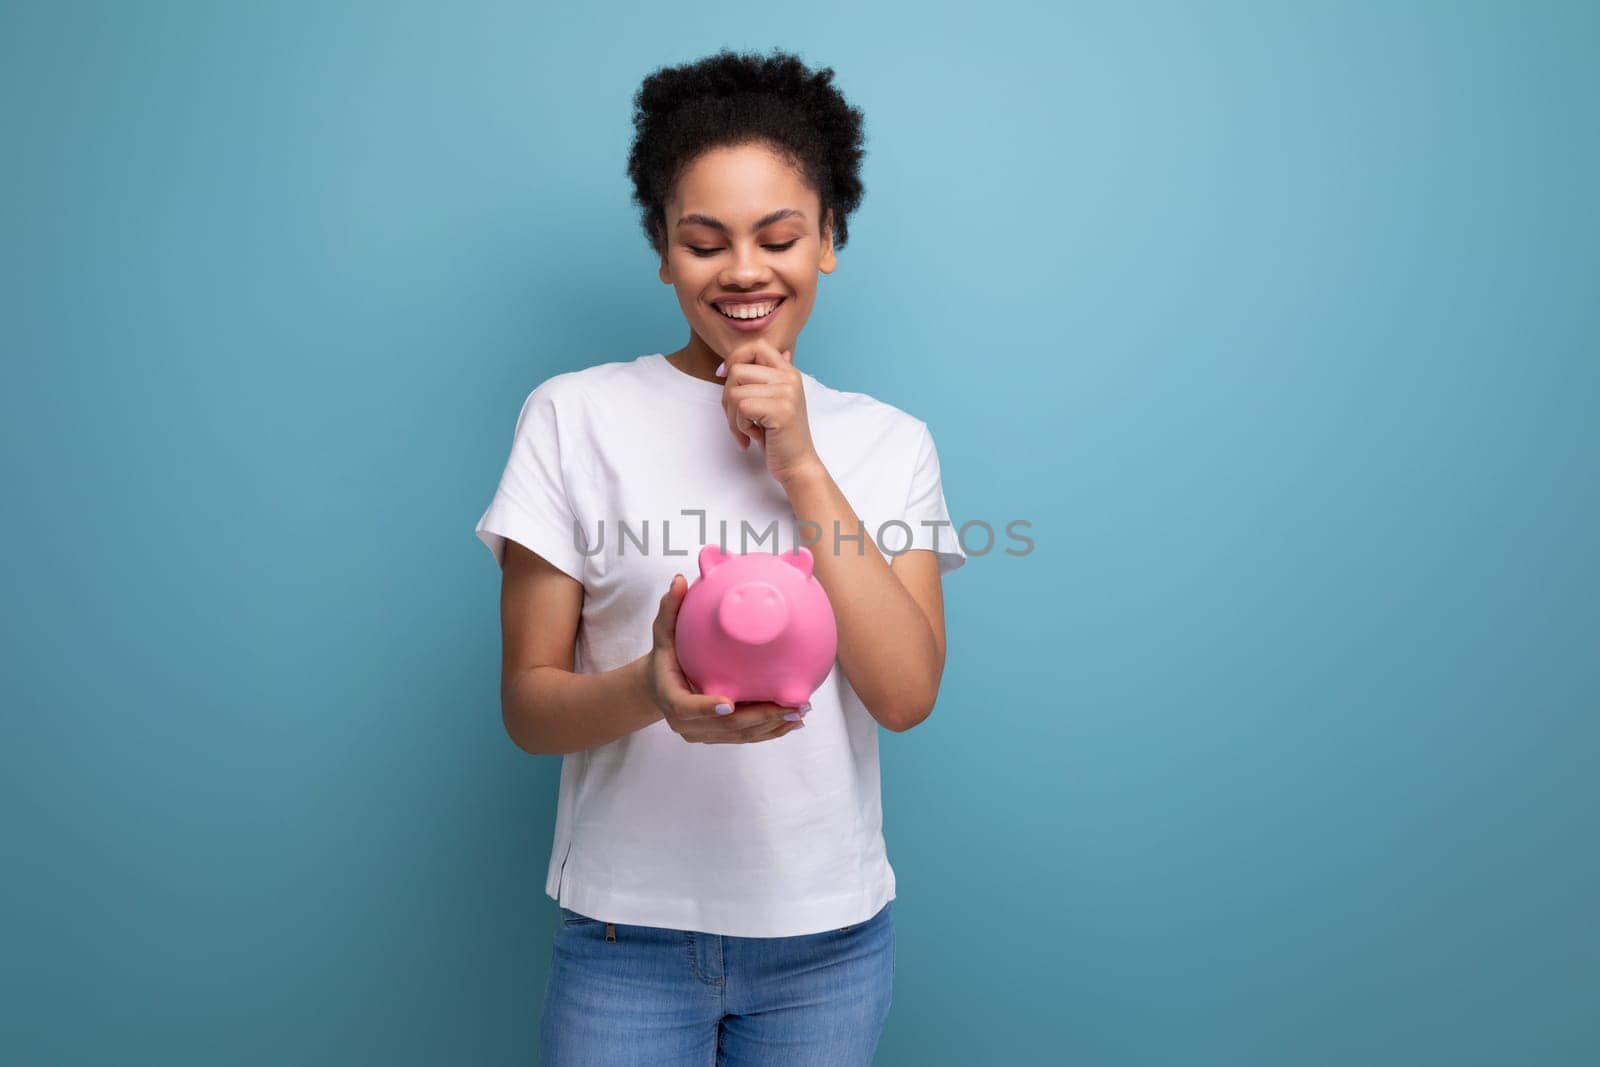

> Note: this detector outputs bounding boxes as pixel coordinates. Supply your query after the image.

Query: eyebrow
[676,208,806,233]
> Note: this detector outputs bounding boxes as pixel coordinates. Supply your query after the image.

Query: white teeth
[717,301,778,320]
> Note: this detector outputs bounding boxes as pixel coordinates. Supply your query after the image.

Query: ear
[818,210,837,275]
[698,544,730,578]
[781,545,814,579]
[655,218,672,283]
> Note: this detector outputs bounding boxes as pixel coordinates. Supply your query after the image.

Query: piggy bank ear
[781,545,814,579]
[698,544,731,578]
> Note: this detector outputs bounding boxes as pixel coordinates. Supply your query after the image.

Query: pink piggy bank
[674,544,838,709]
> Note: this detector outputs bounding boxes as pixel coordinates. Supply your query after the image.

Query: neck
[665,333,726,384]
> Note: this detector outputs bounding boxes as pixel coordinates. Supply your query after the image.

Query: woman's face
[657,142,837,361]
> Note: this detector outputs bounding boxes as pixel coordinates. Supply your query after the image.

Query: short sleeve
[899,421,966,577]
[473,384,586,581]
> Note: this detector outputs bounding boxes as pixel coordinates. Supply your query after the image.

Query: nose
[723,242,770,287]
[717,581,789,645]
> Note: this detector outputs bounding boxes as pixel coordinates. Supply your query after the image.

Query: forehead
[671,144,817,223]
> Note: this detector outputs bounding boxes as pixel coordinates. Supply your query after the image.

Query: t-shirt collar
[642,353,728,404]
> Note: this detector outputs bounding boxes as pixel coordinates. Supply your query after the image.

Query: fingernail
[715,361,727,377]
[800,703,812,713]
[715,703,733,716]
[783,712,803,721]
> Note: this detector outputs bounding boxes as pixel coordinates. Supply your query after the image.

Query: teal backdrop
[3,2,1596,1064]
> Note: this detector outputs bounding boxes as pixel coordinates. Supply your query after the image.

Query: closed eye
[688,240,799,257]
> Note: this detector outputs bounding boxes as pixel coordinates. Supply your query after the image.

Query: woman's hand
[716,340,824,487]
[645,573,808,744]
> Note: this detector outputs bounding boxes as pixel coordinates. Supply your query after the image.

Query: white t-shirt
[473,352,965,937]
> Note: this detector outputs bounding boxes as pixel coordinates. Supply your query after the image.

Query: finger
[721,341,788,381]
[736,718,806,743]
[729,392,784,441]
[721,348,791,436]
[734,399,783,438]
[718,343,758,377]
[653,573,686,644]
[722,361,789,386]
[743,340,788,370]
[725,398,754,450]
[734,411,766,453]
[725,379,792,451]
[700,719,804,744]
[672,693,741,725]
[736,409,764,436]
[677,699,790,735]
[725,381,788,399]
[723,702,798,730]
[683,699,807,742]
[733,711,803,739]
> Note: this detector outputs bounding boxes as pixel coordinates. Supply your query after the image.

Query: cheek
[680,264,720,297]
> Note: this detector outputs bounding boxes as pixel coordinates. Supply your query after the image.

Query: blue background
[3,1,1596,1063]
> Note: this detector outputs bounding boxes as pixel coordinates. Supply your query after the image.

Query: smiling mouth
[714,298,785,321]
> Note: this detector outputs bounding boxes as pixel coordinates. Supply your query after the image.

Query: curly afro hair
[626,48,867,259]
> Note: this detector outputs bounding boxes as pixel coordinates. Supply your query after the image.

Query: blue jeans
[539,901,895,1065]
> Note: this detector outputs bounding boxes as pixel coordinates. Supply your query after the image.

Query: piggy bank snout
[716,581,790,645]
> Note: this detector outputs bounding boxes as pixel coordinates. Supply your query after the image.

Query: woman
[474,48,966,1065]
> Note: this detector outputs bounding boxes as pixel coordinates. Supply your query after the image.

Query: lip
[712,293,787,307]
[712,296,786,332]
